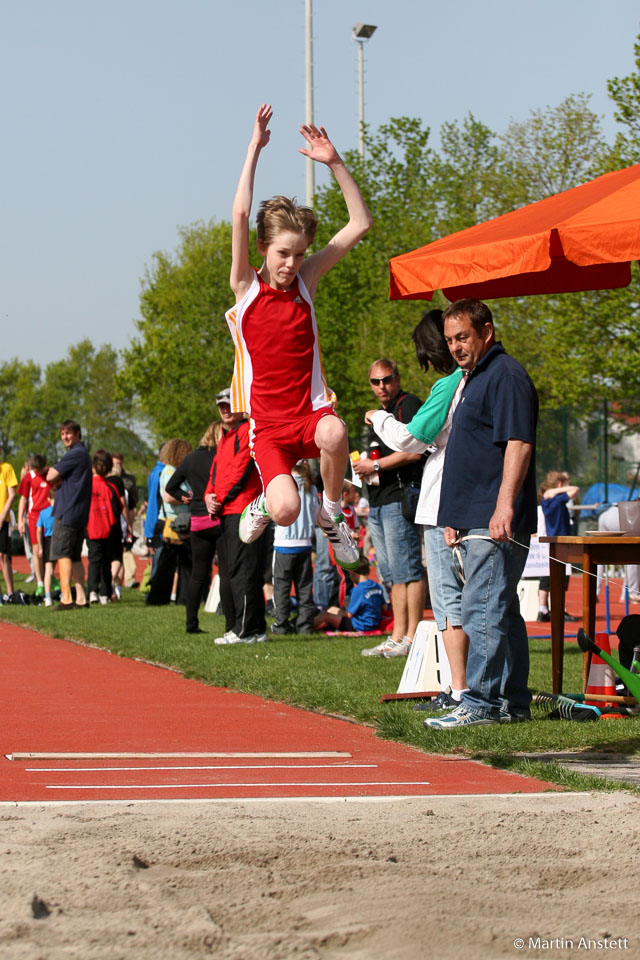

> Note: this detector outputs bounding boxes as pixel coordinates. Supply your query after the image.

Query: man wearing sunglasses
[424,299,538,729]
[354,359,425,658]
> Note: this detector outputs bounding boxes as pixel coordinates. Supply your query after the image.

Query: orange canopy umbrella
[389,163,640,301]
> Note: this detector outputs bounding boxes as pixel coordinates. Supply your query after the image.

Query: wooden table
[540,535,640,693]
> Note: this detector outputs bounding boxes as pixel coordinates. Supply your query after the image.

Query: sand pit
[1,792,638,959]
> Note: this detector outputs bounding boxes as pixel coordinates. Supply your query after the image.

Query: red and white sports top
[226,271,336,422]
[17,469,51,515]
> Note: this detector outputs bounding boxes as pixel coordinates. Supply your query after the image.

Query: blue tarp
[579,483,639,519]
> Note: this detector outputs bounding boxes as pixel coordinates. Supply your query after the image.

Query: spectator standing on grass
[146,439,193,606]
[424,299,538,730]
[354,359,425,659]
[17,454,51,598]
[36,488,57,606]
[0,448,18,601]
[86,450,122,605]
[112,453,138,588]
[271,460,318,636]
[203,389,266,645]
[46,420,92,610]
[165,421,221,635]
[537,470,580,622]
[106,458,129,600]
[144,451,166,582]
[366,310,470,711]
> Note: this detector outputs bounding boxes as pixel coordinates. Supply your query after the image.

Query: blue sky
[2,0,639,367]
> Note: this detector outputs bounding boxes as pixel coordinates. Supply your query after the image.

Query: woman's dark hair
[411,309,456,376]
[93,449,113,477]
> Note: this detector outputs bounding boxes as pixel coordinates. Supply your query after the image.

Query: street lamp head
[352,22,377,41]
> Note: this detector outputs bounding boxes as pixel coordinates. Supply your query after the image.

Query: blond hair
[199,421,223,448]
[256,195,318,246]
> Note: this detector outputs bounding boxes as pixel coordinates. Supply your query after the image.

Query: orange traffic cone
[585,632,617,705]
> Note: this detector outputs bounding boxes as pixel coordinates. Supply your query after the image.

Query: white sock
[451,687,469,701]
[323,494,341,518]
[539,605,549,614]
[170,592,177,602]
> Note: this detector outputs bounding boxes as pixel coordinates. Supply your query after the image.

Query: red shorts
[28,511,41,547]
[251,408,341,491]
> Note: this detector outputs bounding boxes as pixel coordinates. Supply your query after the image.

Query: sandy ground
[1,792,639,959]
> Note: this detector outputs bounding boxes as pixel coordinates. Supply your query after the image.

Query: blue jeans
[368,501,423,589]
[423,526,462,631]
[457,530,532,718]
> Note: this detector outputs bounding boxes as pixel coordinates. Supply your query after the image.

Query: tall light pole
[305,0,314,206]
[352,23,377,162]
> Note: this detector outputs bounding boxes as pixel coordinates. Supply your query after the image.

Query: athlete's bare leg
[315,416,349,503]
[265,473,301,527]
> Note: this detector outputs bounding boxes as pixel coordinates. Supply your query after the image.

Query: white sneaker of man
[239,496,272,544]
[382,637,412,658]
[362,636,408,657]
[214,631,268,645]
[316,508,359,570]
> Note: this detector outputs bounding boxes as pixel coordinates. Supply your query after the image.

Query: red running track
[0,623,555,803]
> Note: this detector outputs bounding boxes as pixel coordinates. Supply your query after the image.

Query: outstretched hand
[251,103,273,149]
[299,123,340,165]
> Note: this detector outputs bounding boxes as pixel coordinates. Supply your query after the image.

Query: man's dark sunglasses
[370,374,395,386]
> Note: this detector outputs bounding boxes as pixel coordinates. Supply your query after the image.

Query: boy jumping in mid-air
[227,104,373,569]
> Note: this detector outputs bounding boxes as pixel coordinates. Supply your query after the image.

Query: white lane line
[8,751,351,761]
[46,780,432,790]
[0,792,584,807]
[28,763,377,773]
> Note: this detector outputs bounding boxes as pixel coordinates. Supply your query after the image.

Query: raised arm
[298,124,373,299]
[230,104,273,301]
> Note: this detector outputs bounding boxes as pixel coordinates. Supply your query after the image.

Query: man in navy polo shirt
[46,420,92,610]
[425,299,538,729]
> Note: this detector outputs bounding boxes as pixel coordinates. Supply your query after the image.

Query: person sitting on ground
[271,460,318,635]
[313,556,385,634]
[537,470,580,622]
[36,488,57,606]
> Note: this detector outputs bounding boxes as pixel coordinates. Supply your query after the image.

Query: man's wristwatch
[373,462,381,472]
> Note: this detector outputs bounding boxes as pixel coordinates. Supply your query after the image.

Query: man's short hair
[368,358,399,378]
[443,299,493,335]
[60,419,82,437]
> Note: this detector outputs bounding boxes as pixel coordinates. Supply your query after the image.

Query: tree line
[3,34,640,481]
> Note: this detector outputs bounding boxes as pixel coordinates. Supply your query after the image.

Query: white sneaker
[239,497,271,544]
[99,596,109,605]
[89,591,99,604]
[24,575,36,584]
[382,637,412,658]
[44,597,52,607]
[361,637,400,657]
[214,631,268,645]
[316,508,359,569]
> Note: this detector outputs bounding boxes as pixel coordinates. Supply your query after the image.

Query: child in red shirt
[227,105,373,570]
